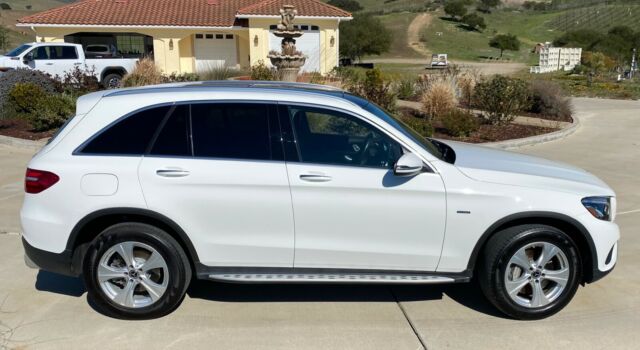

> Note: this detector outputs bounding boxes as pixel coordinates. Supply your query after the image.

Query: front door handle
[299,173,332,182]
[156,169,190,178]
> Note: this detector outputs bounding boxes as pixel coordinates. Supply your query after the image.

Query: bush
[474,75,530,125]
[398,113,433,138]
[250,60,276,81]
[395,78,416,100]
[327,0,363,12]
[421,79,458,119]
[0,69,57,116]
[528,80,573,121]
[198,66,241,81]
[461,13,486,32]
[441,108,478,137]
[166,72,200,82]
[7,83,74,131]
[346,68,397,112]
[54,66,101,96]
[121,58,166,87]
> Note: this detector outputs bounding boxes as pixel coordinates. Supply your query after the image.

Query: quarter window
[191,103,272,160]
[80,106,170,155]
[286,106,403,169]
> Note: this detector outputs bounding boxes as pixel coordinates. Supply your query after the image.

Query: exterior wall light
[330,36,335,47]
[254,35,259,47]
[169,39,174,51]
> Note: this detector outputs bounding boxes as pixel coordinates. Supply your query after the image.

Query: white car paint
[20,83,619,281]
[0,42,137,82]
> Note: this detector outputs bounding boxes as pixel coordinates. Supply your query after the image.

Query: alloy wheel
[504,241,570,308]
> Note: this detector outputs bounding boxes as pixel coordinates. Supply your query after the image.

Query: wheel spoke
[530,281,550,307]
[97,263,127,283]
[506,274,530,297]
[140,252,166,272]
[543,267,570,287]
[537,243,559,268]
[113,280,137,308]
[510,248,533,270]
[116,242,136,267]
[139,276,167,302]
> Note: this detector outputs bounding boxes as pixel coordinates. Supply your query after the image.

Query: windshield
[4,44,32,57]
[351,97,445,160]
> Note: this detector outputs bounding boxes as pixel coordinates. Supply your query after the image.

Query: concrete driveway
[0,98,638,349]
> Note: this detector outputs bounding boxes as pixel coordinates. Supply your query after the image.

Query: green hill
[549,4,640,31]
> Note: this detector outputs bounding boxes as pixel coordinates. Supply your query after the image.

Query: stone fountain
[268,5,306,82]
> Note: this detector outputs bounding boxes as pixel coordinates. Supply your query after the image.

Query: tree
[444,1,467,20]
[327,0,363,12]
[461,13,486,31]
[0,3,12,10]
[339,15,392,62]
[0,26,9,53]
[478,0,500,13]
[474,75,530,125]
[489,33,520,58]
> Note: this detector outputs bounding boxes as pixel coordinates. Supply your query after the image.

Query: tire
[102,73,123,89]
[83,223,192,319]
[478,224,582,320]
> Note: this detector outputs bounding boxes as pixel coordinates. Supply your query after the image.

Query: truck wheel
[103,73,123,89]
[83,223,192,319]
[478,224,582,320]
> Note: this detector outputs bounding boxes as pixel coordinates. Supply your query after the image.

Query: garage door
[194,33,238,72]
[269,25,320,73]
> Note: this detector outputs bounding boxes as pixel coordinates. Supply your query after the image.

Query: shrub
[198,66,241,81]
[396,78,416,100]
[250,60,276,81]
[457,72,478,107]
[441,108,478,137]
[421,79,458,119]
[528,80,573,121]
[54,66,101,96]
[461,13,486,32]
[346,68,397,112]
[7,83,74,131]
[166,72,200,82]
[474,75,530,125]
[0,69,57,116]
[121,58,166,87]
[398,113,433,138]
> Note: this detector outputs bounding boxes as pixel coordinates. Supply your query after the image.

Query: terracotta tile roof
[18,0,351,27]
[237,0,351,18]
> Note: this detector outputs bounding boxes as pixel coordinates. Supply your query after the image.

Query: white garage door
[194,33,238,72]
[269,25,320,73]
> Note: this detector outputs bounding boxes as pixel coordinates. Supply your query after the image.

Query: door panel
[282,105,447,271]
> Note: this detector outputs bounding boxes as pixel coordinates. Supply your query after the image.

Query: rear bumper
[22,237,79,277]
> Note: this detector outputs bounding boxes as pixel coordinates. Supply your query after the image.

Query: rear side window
[79,106,170,155]
[191,103,271,160]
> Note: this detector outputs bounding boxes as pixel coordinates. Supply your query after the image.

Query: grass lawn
[421,9,561,63]
[346,0,432,14]
[375,12,425,59]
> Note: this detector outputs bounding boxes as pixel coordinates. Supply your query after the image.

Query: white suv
[21,82,619,320]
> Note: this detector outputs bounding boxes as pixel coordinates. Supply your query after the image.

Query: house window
[205,34,214,39]
[195,34,204,39]
[269,25,277,30]
[226,34,234,39]
[216,34,224,39]
[311,25,319,30]
[301,25,309,30]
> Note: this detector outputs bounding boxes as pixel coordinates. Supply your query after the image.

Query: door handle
[74,62,82,65]
[45,63,54,65]
[156,169,190,178]
[299,173,332,182]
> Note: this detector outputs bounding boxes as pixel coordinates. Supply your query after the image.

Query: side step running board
[208,273,460,284]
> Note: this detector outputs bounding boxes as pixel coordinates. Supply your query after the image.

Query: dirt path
[366,58,527,75]
[407,13,432,57]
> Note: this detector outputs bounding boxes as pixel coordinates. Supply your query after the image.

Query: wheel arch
[100,67,127,81]
[467,212,598,283]
[67,208,200,276]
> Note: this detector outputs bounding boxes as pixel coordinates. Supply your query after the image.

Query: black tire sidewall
[490,226,582,319]
[83,223,189,320]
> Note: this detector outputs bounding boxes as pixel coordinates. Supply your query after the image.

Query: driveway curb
[484,113,581,149]
[0,135,46,151]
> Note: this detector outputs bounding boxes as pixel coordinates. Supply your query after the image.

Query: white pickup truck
[0,43,138,88]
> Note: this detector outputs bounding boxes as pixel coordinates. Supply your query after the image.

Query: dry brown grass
[421,79,458,119]
[121,58,166,87]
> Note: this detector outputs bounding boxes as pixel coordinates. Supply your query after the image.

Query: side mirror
[394,152,425,177]
[23,54,33,64]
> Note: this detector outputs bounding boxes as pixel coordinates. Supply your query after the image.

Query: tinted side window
[191,103,271,160]
[59,46,79,59]
[80,106,170,155]
[150,105,191,156]
[287,106,402,169]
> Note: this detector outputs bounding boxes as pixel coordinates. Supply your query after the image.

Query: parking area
[0,97,638,349]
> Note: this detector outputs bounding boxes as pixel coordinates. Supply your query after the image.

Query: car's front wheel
[83,223,191,319]
[479,224,582,320]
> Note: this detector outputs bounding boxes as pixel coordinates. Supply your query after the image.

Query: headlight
[582,197,612,221]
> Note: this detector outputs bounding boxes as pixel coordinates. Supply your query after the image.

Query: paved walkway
[0,98,638,349]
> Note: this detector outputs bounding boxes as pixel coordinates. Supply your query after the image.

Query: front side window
[191,103,272,160]
[287,106,402,169]
[79,106,170,155]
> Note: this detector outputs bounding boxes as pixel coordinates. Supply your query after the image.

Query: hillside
[549,4,640,31]
[0,0,70,52]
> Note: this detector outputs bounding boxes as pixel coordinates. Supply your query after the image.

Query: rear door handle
[156,169,190,178]
[299,173,332,182]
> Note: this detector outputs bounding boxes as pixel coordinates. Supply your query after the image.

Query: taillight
[25,168,59,194]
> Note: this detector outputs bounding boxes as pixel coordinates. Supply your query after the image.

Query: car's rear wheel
[83,223,191,319]
[478,224,582,320]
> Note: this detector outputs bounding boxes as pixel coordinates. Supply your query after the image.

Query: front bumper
[22,237,80,277]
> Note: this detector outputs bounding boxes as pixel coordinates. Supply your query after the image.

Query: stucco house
[17,0,352,75]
